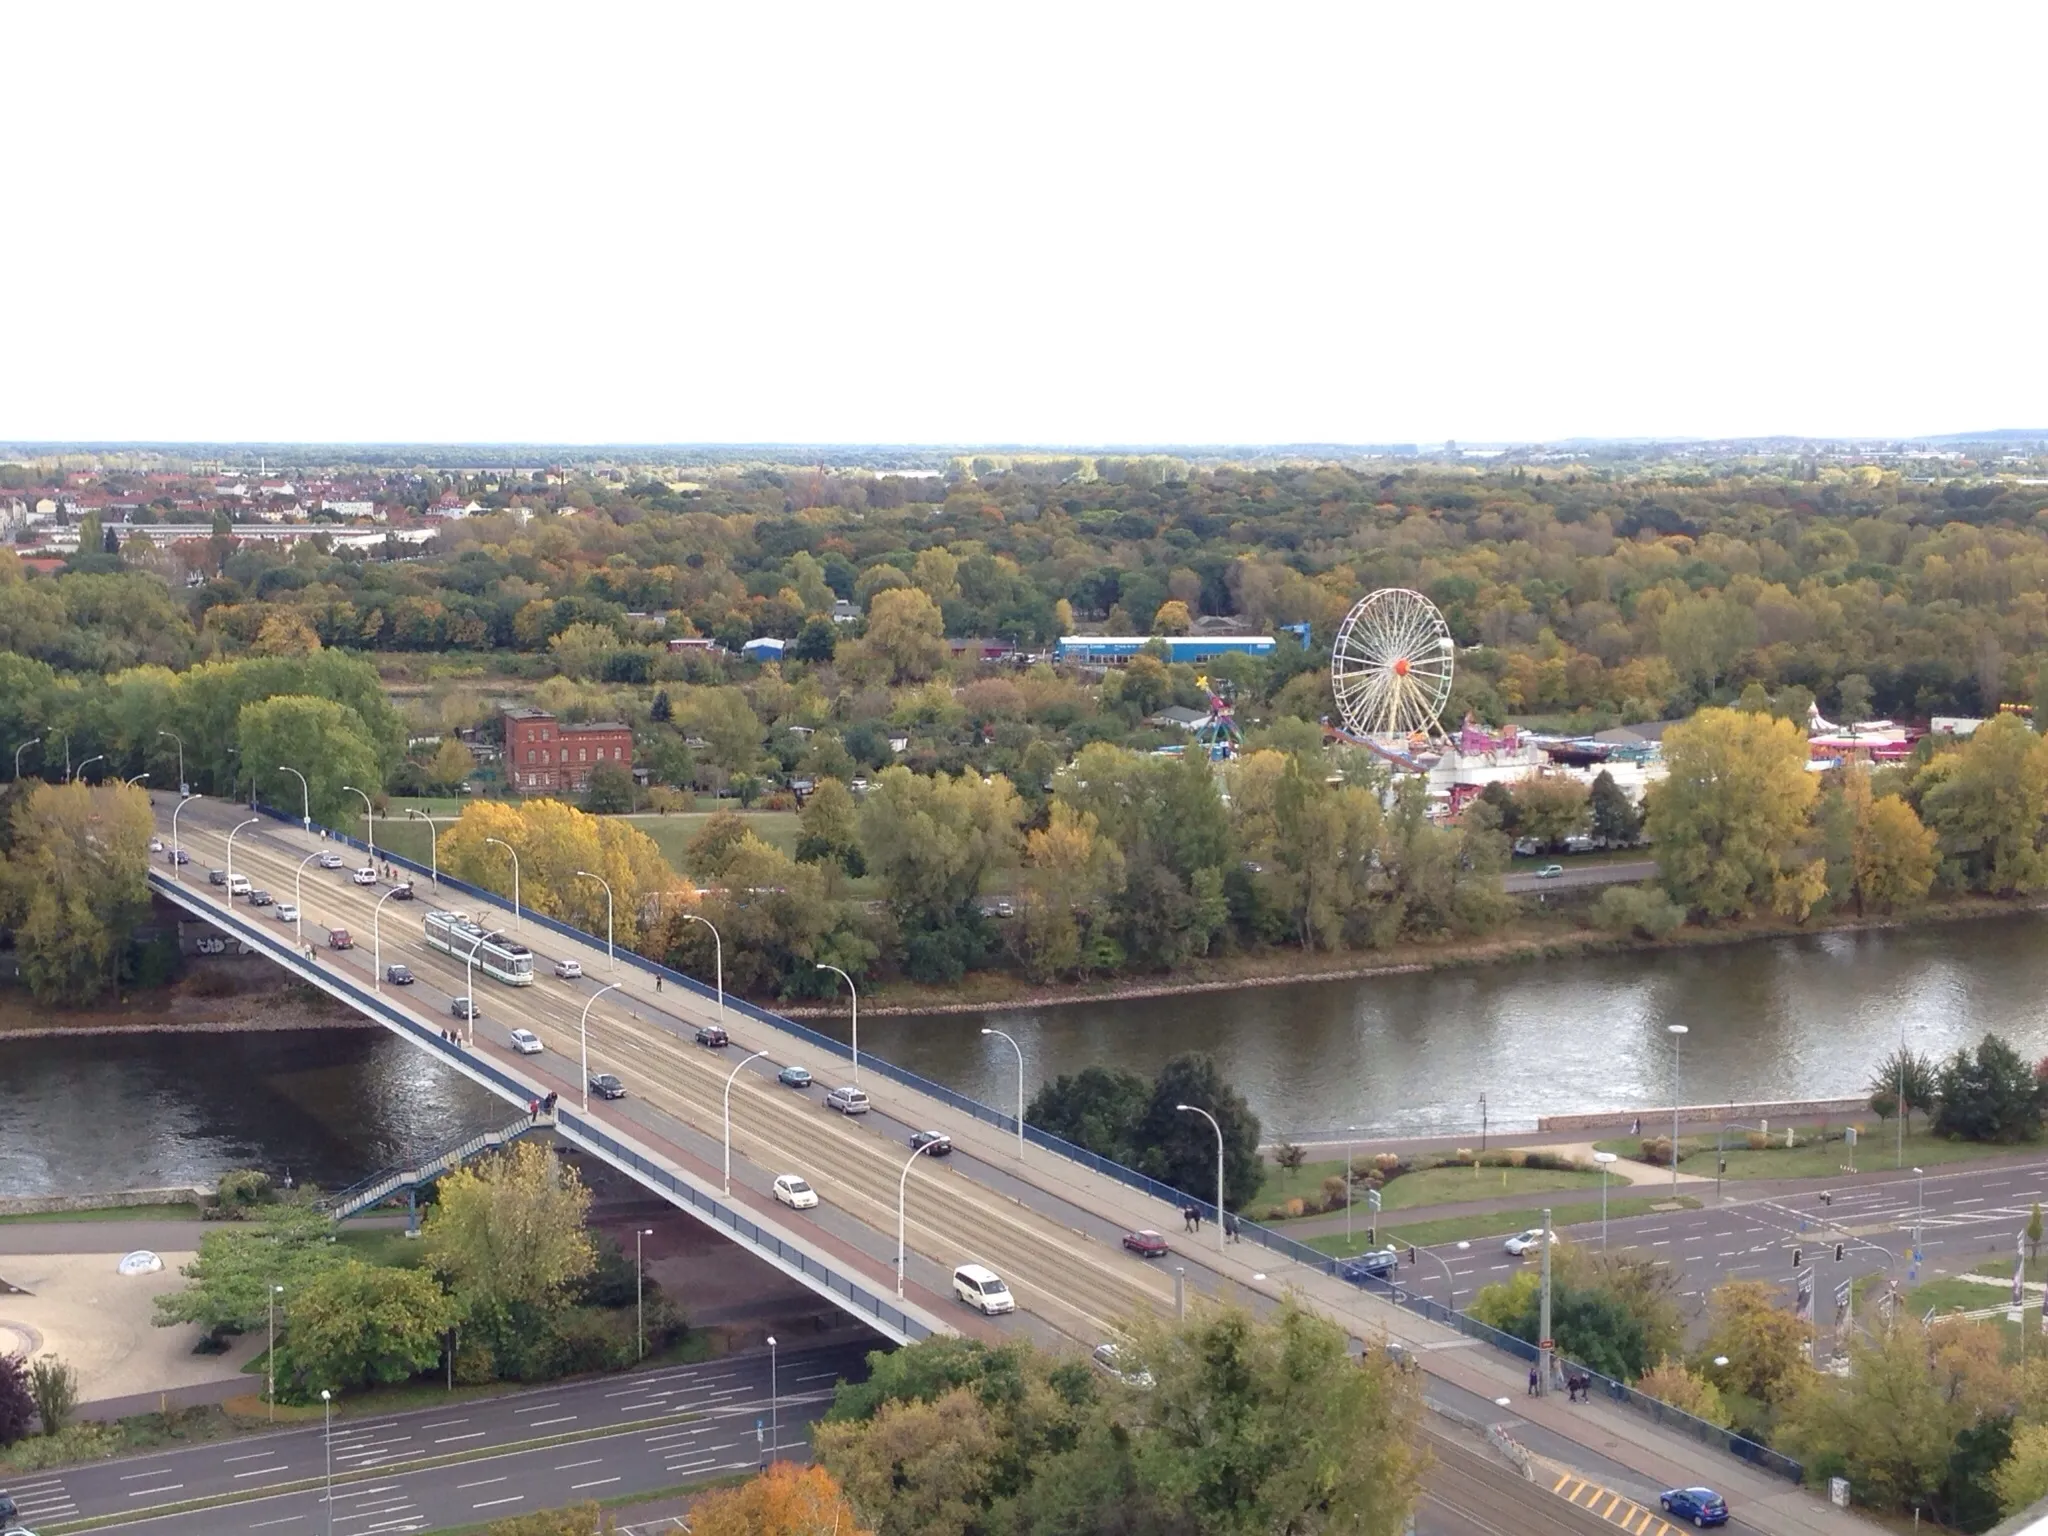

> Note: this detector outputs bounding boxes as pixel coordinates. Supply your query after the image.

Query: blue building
[1055,635,1276,666]
[741,637,786,662]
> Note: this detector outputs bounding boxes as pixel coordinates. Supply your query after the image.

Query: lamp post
[1342,1124,1362,1242]
[1667,1024,1688,1190]
[1178,1103,1227,1255]
[13,736,40,780]
[371,886,403,991]
[127,771,150,786]
[225,815,262,898]
[1913,1166,1926,1251]
[268,1284,283,1420]
[279,765,311,831]
[321,1388,334,1536]
[575,870,614,969]
[767,1334,779,1461]
[74,752,104,783]
[635,1227,655,1360]
[1479,1093,1488,1153]
[722,1049,773,1194]
[815,963,859,1085]
[1413,1240,1469,1309]
[158,728,183,793]
[342,784,375,866]
[1594,1151,1617,1247]
[897,1138,947,1295]
[483,837,521,930]
[682,912,724,1025]
[580,981,626,1110]
[293,850,324,945]
[407,808,438,886]
[459,931,485,1044]
[982,1027,1025,1158]
[1897,1020,1919,1170]
[171,793,195,877]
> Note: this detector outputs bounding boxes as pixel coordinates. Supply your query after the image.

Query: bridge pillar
[407,1186,420,1237]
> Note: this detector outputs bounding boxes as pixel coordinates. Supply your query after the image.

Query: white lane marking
[528,1415,578,1427]
[436,1431,487,1444]
[234,1465,293,1479]
[120,1467,178,1480]
[472,1494,525,1509]
[573,1477,622,1490]
[512,1400,562,1413]
[127,1484,185,1498]
[421,1417,469,1429]
[249,1518,307,1529]
[796,1372,839,1383]
[554,1458,606,1470]
[457,1477,506,1489]
[225,1451,281,1463]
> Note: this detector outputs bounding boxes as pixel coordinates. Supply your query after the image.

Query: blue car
[1339,1248,1399,1284]
[1660,1488,1728,1527]
[777,1065,813,1088]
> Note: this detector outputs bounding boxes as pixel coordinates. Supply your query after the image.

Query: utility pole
[1537,1206,1554,1397]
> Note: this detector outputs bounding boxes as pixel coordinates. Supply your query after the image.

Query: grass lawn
[1257,1159,1601,1219]
[0,1202,201,1225]
[336,1225,428,1268]
[1303,1194,1702,1256]
[1591,1128,2041,1181]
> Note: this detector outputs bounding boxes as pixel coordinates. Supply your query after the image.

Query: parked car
[317,851,345,869]
[695,1025,729,1048]
[1091,1341,1154,1388]
[588,1072,627,1100]
[508,1028,544,1055]
[353,865,378,885]
[1659,1488,1729,1527]
[1504,1228,1558,1256]
[327,928,353,950]
[554,958,583,980]
[952,1263,1015,1315]
[1535,863,1565,879]
[773,1174,819,1210]
[450,996,479,1020]
[389,882,416,901]
[909,1131,951,1156]
[1121,1229,1170,1258]
[274,902,298,922]
[1341,1249,1400,1282]
[825,1085,870,1115]
[247,888,273,907]
[384,963,414,985]
[777,1065,813,1089]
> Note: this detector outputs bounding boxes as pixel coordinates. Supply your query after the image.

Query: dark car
[1340,1248,1399,1283]
[247,889,274,906]
[909,1131,952,1156]
[0,1489,16,1522]
[389,881,416,901]
[589,1072,626,1100]
[1659,1489,1728,1527]
[385,964,415,985]
[695,1024,729,1048]
[170,849,191,865]
[207,868,228,885]
[450,996,479,1020]
[1121,1229,1170,1258]
[777,1065,813,1088]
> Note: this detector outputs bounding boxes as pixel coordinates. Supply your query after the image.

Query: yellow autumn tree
[1015,802,1125,980]
[688,1461,873,1536]
[439,798,678,949]
[1646,708,1822,920]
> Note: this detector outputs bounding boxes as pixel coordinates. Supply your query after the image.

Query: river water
[4,913,2046,1196]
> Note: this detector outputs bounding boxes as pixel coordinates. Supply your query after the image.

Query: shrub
[1592,884,1686,940]
[1746,1132,1769,1151]
[1272,1141,1308,1173]
[1320,1176,1349,1212]
[0,1358,32,1448]
[1373,1152,1401,1175]
[1520,1150,1586,1173]
[453,1341,496,1385]
[1281,1197,1306,1219]
[27,1357,77,1435]
[0,1420,118,1473]
[1635,1358,1732,1428]
[1639,1137,1676,1167]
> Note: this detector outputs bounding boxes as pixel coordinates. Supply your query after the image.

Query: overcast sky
[7,4,2042,447]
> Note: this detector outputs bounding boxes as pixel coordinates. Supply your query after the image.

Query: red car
[1122,1229,1170,1258]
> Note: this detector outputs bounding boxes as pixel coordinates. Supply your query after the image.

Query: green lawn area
[0,1202,202,1225]
[1257,1159,1601,1219]
[1591,1128,2041,1181]
[1304,1194,1702,1255]
[336,1225,428,1268]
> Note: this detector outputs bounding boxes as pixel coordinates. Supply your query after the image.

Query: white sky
[6,4,2043,447]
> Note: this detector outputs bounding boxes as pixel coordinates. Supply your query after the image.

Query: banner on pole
[1795,1265,1815,1323]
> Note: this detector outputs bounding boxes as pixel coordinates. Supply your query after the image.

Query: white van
[953,1263,1015,1315]
[227,874,251,897]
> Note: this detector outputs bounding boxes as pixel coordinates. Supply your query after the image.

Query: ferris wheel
[1330,587,1456,740]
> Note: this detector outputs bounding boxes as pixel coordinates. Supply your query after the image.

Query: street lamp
[1411,1240,1469,1309]
[897,1138,947,1295]
[1897,1021,1920,1170]
[1177,1103,1227,1254]
[1479,1094,1488,1153]
[11,736,38,779]
[723,1049,772,1194]
[575,870,614,968]
[1594,1151,1617,1247]
[1342,1124,1363,1243]
[158,728,183,793]
[767,1334,779,1461]
[371,886,404,991]
[279,764,311,830]
[321,1388,334,1536]
[458,930,485,1043]
[635,1227,655,1360]
[1666,1024,1688,1190]
[1913,1166,1926,1251]
[74,753,104,783]
[406,808,439,886]
[580,981,626,1110]
[293,850,325,945]
[126,772,150,786]
[483,837,521,929]
[681,912,724,1025]
[171,793,196,877]
[342,784,376,867]
[815,963,859,1086]
[225,815,262,897]
[982,1027,1025,1158]
[268,1284,283,1420]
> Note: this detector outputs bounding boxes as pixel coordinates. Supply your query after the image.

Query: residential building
[1055,635,1276,666]
[502,707,633,794]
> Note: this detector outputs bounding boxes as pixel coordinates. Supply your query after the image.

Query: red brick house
[503,707,633,794]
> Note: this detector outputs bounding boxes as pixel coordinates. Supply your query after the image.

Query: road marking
[457,1477,507,1489]
[573,1477,622,1490]
[248,1518,307,1529]
[513,1400,563,1412]
[420,1417,468,1428]
[796,1371,839,1383]
[436,1431,487,1443]
[120,1467,178,1479]
[667,1456,720,1472]
[234,1465,293,1478]
[225,1451,280,1463]
[528,1415,579,1427]
[127,1484,184,1498]
[554,1458,606,1470]
[472,1495,525,1509]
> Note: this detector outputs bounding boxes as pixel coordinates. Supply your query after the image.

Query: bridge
[149,796,1863,1536]
[320,1110,557,1224]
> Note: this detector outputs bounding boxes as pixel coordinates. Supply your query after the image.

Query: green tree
[236,694,384,826]
[1693,1279,1814,1406]
[1,780,154,1003]
[1131,1054,1262,1211]
[279,1260,458,1396]
[582,760,635,814]
[1848,775,1938,915]
[154,1204,346,1342]
[1590,883,1685,939]
[423,1141,595,1323]
[26,1356,78,1435]
[1917,714,2048,895]
[861,588,947,684]
[1996,1423,2048,1517]
[858,766,1023,932]
[1513,775,1591,848]
[1025,1066,1150,1162]
[685,687,766,775]
[1633,1359,1731,1428]
[795,777,865,877]
[686,810,755,880]
[1588,770,1640,846]
[426,737,474,791]
[792,617,839,663]
[1933,1033,2044,1143]
[819,1387,999,1536]
[1646,708,1823,920]
[1015,801,1124,980]
[1866,1047,1937,1132]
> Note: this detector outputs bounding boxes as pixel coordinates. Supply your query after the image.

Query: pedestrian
[1183,1206,1195,1234]
[1192,1209,1202,1233]
[656,975,663,991]
[529,1097,540,1121]
[1630,1116,1640,1136]
[1528,1365,1539,1397]
[1408,1243,1418,1265]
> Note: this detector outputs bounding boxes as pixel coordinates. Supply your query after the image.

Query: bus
[423,909,535,986]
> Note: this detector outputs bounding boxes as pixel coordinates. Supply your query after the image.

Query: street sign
[1368,1189,1382,1213]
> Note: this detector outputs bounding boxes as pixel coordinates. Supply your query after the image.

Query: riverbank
[0,968,372,1039]
[784,890,2048,1017]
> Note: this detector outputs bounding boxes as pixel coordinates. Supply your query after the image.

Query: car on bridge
[328,928,353,950]
[953,1263,1015,1315]
[169,849,190,865]
[353,866,378,885]
[1121,1229,1169,1258]
[1504,1228,1559,1256]
[508,1028,544,1055]
[826,1085,870,1115]
[1339,1249,1399,1283]
[208,868,228,885]
[589,1072,627,1100]
[389,881,416,901]
[554,958,583,980]
[274,902,298,923]
[450,996,480,1020]
[1091,1340,1153,1388]
[909,1131,951,1156]
[695,1025,729,1048]
[229,874,250,897]
[149,836,164,852]
[773,1174,819,1209]
[317,852,345,869]
[247,888,273,906]
[1659,1488,1729,1527]
[384,964,414,985]
[777,1065,813,1089]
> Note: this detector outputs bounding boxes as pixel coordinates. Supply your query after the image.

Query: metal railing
[321,1112,554,1219]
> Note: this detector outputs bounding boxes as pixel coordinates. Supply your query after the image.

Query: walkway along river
[3,909,2046,1197]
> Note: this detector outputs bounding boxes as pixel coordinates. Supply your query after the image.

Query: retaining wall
[1537,1098,1870,1133]
[0,1186,211,1218]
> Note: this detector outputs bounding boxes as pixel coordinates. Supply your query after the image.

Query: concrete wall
[0,1187,211,1218]
[1536,1099,1870,1133]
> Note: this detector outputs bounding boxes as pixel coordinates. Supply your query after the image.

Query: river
[4,912,2046,1197]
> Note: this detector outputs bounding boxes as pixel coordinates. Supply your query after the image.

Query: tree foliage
[1933,1033,2045,1143]
[1918,715,2048,895]
[236,694,384,825]
[1131,1054,1263,1211]
[1646,708,1822,920]
[423,1141,595,1323]
[0,1356,33,1449]
[689,1462,873,1536]
[439,797,678,950]
[153,1202,345,1339]
[279,1260,459,1398]
[0,780,154,1003]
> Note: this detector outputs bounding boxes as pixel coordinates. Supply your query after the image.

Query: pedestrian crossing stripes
[1550,1468,1683,1536]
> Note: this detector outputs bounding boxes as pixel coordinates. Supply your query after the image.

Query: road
[5,1342,865,1533]
[1502,860,1656,894]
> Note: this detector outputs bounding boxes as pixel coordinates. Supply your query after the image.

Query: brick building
[503,707,633,794]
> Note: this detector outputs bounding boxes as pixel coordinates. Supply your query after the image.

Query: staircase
[322,1111,555,1221]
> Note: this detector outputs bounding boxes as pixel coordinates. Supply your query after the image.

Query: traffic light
[1835,1244,1846,1261]
[1793,1247,1803,1268]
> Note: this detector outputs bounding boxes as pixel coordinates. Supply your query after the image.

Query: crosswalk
[1548,1467,1685,1536]
[5,1472,78,1526]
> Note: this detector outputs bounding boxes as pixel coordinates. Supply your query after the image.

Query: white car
[352,866,378,885]
[773,1174,819,1210]
[149,836,164,852]
[275,903,299,922]
[1504,1228,1558,1257]
[508,1028,544,1055]
[554,958,583,980]
[317,851,345,869]
[953,1263,1015,1315]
